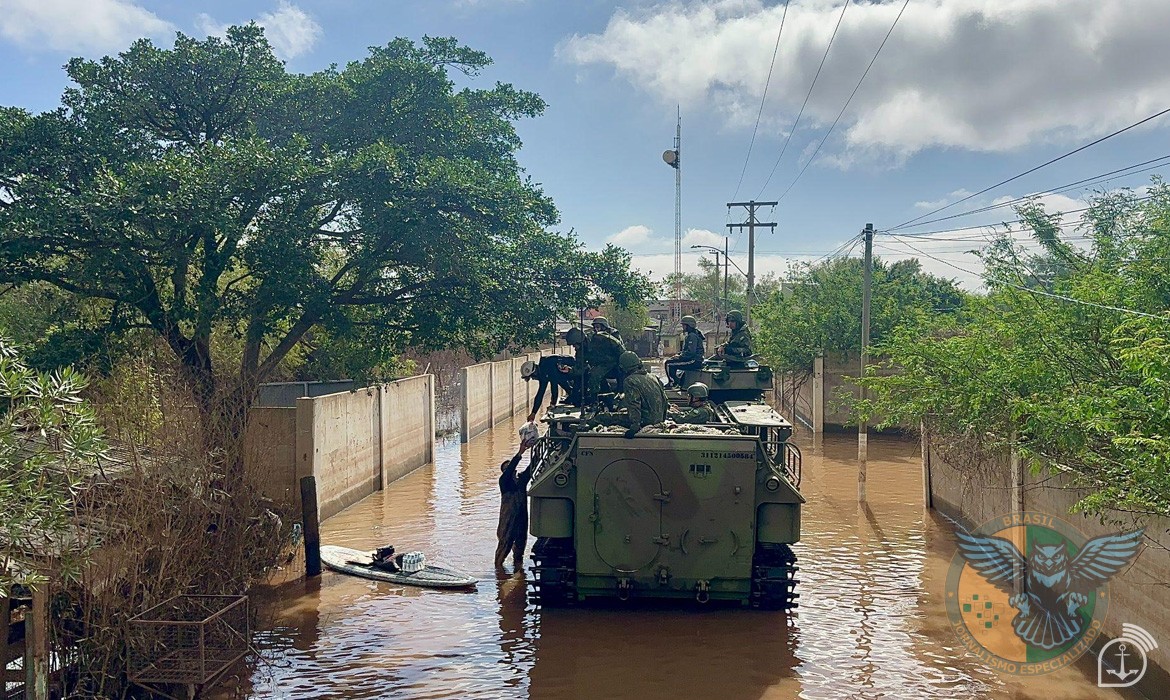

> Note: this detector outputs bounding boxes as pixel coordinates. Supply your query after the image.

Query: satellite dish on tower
[662,149,678,168]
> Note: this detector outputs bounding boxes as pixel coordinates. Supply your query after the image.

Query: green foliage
[603,301,652,345]
[0,336,106,595]
[754,256,964,372]
[0,28,650,419]
[859,184,1170,518]
[664,257,781,324]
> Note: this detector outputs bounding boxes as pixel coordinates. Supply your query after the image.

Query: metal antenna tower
[663,108,683,324]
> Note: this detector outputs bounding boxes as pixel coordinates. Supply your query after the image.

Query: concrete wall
[256,380,356,407]
[244,407,298,508]
[460,363,494,443]
[774,352,902,433]
[460,354,550,442]
[380,375,436,485]
[491,361,512,424]
[296,389,381,521]
[924,433,1170,688]
[250,376,437,521]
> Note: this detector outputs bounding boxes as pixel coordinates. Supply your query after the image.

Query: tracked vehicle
[527,360,803,608]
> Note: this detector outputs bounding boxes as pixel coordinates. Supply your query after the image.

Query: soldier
[571,323,624,403]
[495,444,535,569]
[716,309,754,365]
[592,351,668,438]
[591,316,623,345]
[664,315,705,388]
[521,355,577,417]
[669,382,716,424]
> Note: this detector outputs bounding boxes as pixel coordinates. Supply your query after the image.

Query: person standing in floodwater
[495,444,535,569]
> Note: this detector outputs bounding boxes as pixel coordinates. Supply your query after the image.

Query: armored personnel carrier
[527,359,803,608]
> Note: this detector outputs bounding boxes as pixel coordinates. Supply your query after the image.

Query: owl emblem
[955,528,1143,650]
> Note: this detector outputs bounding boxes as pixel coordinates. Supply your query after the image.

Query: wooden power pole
[726,201,777,324]
[859,223,874,501]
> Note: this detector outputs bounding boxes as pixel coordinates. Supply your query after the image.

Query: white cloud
[682,228,725,248]
[0,0,173,53]
[198,2,321,60]
[559,0,1170,162]
[607,224,656,249]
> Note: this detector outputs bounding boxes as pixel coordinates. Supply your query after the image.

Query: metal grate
[127,595,248,687]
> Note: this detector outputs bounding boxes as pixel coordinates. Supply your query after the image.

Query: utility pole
[726,200,777,324]
[859,223,874,501]
[712,247,721,346]
[723,236,730,345]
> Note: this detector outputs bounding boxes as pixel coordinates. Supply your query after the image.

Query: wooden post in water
[300,476,321,577]
[24,584,48,700]
[858,223,874,501]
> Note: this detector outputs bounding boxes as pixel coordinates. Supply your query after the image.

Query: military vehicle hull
[528,385,803,607]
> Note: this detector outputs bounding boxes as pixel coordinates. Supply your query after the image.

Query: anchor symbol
[1106,643,1140,683]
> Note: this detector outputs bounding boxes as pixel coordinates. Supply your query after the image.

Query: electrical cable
[893,155,1170,231]
[890,106,1170,231]
[731,1,791,202]
[756,0,851,199]
[775,0,910,204]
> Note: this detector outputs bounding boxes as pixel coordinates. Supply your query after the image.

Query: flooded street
[219,417,1138,699]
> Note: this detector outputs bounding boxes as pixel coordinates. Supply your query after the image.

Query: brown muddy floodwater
[215,416,1142,700]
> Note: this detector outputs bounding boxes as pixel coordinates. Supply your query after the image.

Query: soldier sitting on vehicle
[589,351,668,438]
[713,310,753,366]
[664,315,705,388]
[668,382,716,424]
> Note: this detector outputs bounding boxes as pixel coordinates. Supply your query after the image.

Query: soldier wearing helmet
[591,351,668,438]
[590,316,623,345]
[567,324,623,404]
[664,314,705,388]
[716,309,753,366]
[669,382,716,424]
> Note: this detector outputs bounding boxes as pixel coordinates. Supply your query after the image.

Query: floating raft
[320,545,478,589]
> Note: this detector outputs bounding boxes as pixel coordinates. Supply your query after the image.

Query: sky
[3,0,1169,291]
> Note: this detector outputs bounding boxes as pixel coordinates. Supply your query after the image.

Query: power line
[731,0,791,202]
[881,236,1169,320]
[891,106,1170,231]
[894,154,1170,231]
[775,0,910,204]
[879,194,1156,238]
[756,0,851,199]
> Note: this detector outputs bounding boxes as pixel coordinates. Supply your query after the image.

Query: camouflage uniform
[595,368,668,433]
[723,325,754,364]
[670,401,715,424]
[579,330,624,400]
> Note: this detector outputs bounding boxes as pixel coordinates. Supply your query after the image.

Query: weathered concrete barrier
[459,352,547,443]
[245,375,436,521]
[923,431,1170,690]
[775,352,903,432]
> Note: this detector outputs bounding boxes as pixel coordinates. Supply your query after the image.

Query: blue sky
[4,0,1169,289]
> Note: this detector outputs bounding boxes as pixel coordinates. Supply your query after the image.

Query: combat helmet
[591,316,611,330]
[680,315,697,329]
[520,361,537,379]
[725,309,745,326]
[687,382,709,399]
[565,327,586,345]
[618,351,642,373]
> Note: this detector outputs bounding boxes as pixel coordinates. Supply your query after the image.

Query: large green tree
[0,28,649,438]
[754,256,965,372]
[858,185,1170,517]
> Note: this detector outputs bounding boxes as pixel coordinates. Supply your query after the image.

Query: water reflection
[212,420,1139,699]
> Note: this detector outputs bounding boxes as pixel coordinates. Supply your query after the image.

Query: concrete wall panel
[381,375,435,486]
[244,407,298,509]
[491,360,512,424]
[460,363,493,443]
[297,389,381,521]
